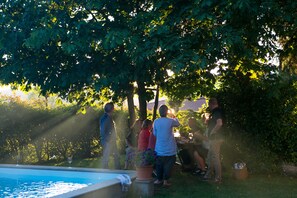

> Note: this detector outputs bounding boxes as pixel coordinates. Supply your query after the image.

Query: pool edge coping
[0,164,136,198]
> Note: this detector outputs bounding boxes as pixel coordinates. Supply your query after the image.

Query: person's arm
[148,132,156,150]
[172,118,180,127]
[100,117,106,143]
[193,131,208,141]
[103,117,113,143]
[125,132,133,147]
[167,112,180,127]
[153,121,157,136]
[145,130,151,148]
[209,118,223,136]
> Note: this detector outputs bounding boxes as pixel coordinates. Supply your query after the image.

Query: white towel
[117,174,132,192]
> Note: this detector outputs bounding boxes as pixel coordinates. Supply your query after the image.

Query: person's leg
[212,140,223,182]
[101,143,111,169]
[124,147,130,169]
[163,155,176,186]
[204,141,215,179]
[129,148,136,168]
[193,151,206,171]
[155,156,164,184]
[112,143,121,169]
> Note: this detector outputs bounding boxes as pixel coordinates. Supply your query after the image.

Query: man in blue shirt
[100,102,120,169]
[153,105,180,186]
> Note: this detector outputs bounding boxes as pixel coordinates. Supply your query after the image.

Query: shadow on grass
[44,155,296,198]
[154,167,297,198]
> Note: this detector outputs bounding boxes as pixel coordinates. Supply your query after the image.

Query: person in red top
[138,119,153,151]
[148,132,156,150]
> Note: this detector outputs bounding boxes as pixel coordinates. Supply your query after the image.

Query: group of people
[99,97,224,186]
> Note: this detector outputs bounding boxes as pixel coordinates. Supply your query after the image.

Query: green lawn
[52,157,297,198]
[154,170,297,198]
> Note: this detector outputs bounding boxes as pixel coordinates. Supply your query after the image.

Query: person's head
[159,105,168,117]
[142,119,153,130]
[132,119,143,128]
[188,117,197,130]
[104,102,114,113]
[208,97,219,110]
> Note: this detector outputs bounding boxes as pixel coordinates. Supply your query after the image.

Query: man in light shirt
[153,105,180,187]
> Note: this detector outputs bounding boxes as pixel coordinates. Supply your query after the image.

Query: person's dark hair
[104,102,114,113]
[188,117,200,131]
[209,97,218,105]
[130,119,143,134]
[142,119,152,129]
[159,105,168,117]
[188,117,197,127]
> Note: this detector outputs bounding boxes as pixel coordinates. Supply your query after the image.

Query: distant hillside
[147,98,206,111]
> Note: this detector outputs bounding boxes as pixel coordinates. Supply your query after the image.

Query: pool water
[0,167,120,197]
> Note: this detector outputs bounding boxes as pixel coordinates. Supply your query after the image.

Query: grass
[154,168,297,198]
[51,156,297,198]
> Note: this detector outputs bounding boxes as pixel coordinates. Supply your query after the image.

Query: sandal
[214,178,222,184]
[154,180,163,185]
[192,169,202,175]
[163,182,172,187]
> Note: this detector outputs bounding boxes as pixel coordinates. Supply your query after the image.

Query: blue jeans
[102,141,120,169]
[156,155,176,181]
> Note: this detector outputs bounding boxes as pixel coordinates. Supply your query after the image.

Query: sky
[0,85,27,99]
[0,85,12,95]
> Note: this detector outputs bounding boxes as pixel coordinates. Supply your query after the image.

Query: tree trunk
[34,140,43,163]
[137,81,147,120]
[153,85,159,121]
[127,84,136,127]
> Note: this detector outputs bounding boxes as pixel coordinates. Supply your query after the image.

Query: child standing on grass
[124,119,143,170]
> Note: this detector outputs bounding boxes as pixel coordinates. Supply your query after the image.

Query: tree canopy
[1,0,297,164]
[1,0,297,117]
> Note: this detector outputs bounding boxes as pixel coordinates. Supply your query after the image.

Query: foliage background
[1,89,296,171]
[0,0,297,170]
[0,95,130,164]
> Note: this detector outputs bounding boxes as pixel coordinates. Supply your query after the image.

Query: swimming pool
[0,164,136,198]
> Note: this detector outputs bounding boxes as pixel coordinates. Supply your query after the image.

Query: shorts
[193,144,208,159]
[125,147,135,163]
